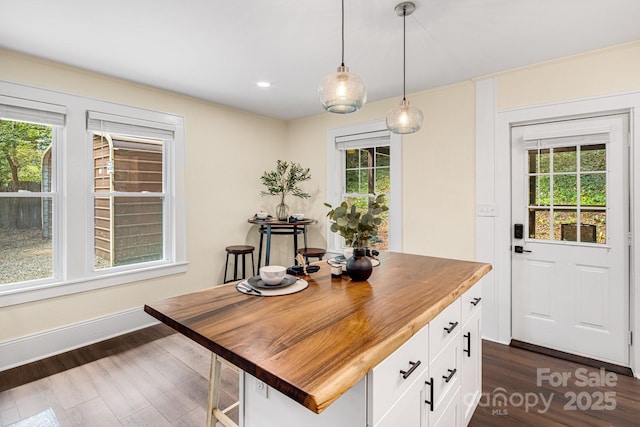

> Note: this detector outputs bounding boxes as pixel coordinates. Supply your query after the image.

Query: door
[511,114,629,366]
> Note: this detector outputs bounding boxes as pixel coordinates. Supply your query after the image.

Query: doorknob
[514,246,531,253]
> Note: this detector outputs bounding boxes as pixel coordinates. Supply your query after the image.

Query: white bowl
[291,213,304,220]
[256,211,268,219]
[259,265,286,285]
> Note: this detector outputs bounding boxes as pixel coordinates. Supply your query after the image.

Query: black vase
[346,248,373,281]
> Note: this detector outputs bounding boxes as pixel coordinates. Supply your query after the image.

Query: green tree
[0,120,51,190]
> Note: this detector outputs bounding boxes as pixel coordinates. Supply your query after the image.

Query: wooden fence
[0,182,46,230]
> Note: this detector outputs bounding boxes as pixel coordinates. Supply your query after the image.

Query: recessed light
[256,81,271,88]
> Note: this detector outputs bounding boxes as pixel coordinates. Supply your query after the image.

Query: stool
[297,247,326,264]
[207,353,240,427]
[224,245,255,283]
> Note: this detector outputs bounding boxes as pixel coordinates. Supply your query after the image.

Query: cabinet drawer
[368,326,428,424]
[460,282,482,325]
[429,299,461,362]
[426,335,460,420]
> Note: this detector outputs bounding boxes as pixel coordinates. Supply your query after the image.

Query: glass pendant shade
[386,98,423,134]
[318,65,367,114]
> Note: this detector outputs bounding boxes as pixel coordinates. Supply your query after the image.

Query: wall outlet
[255,379,268,398]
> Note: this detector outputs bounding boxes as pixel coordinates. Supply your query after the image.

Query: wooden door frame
[475,78,640,377]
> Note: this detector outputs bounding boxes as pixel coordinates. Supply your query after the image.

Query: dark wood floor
[1,324,639,426]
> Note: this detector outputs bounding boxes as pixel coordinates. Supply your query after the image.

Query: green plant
[325,194,389,249]
[260,160,311,205]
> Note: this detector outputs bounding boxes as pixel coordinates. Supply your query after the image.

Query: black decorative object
[346,248,373,281]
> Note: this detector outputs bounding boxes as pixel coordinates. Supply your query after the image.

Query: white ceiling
[1,0,639,120]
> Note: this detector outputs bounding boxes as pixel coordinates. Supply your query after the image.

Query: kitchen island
[144,252,491,426]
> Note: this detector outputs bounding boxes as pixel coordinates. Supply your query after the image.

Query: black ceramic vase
[346,248,373,281]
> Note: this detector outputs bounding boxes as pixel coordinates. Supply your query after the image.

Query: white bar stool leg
[207,353,240,427]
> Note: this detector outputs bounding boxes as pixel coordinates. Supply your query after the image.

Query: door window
[527,143,606,244]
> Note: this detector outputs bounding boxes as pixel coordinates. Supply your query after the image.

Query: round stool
[297,247,326,264]
[224,245,255,283]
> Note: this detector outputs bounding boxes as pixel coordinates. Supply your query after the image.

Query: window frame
[326,120,402,255]
[0,80,186,307]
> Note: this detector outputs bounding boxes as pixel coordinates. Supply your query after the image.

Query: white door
[511,114,629,366]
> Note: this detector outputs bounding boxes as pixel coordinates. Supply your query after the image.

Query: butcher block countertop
[144,252,492,414]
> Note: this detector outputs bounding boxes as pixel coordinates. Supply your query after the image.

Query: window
[0,101,62,285]
[326,121,402,253]
[527,139,607,244]
[0,82,186,306]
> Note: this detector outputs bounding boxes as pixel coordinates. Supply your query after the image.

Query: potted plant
[260,160,311,220]
[325,194,388,281]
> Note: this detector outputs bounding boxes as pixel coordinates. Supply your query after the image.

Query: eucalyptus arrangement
[260,160,311,220]
[324,194,388,249]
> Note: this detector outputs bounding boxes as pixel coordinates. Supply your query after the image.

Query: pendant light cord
[341,0,345,66]
[402,4,407,101]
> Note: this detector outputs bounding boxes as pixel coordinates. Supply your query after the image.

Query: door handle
[514,245,531,254]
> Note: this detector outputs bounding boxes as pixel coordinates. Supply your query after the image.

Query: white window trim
[0,80,187,307]
[326,119,403,256]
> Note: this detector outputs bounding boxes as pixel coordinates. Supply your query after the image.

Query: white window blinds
[87,111,175,139]
[0,96,66,126]
[335,130,390,150]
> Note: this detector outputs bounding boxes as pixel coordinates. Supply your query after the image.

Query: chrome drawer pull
[443,368,457,383]
[471,297,482,306]
[425,378,434,411]
[399,360,421,379]
[463,332,471,357]
[444,321,458,334]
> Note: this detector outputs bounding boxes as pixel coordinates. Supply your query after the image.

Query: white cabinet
[459,282,483,425]
[426,299,461,427]
[368,326,429,425]
[375,370,428,427]
[242,282,483,427]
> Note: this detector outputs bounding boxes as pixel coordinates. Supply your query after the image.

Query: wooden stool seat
[297,247,326,263]
[224,245,255,283]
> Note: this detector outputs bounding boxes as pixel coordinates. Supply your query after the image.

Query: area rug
[8,408,60,427]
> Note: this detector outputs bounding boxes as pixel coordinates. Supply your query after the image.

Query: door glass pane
[528,208,550,240]
[528,148,550,173]
[553,175,577,205]
[581,210,606,244]
[0,197,54,284]
[554,210,578,241]
[529,175,550,206]
[580,173,606,207]
[580,144,606,172]
[553,146,577,172]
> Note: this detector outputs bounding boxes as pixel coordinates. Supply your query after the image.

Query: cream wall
[286,82,477,262]
[3,40,639,351]
[0,48,288,342]
[494,41,640,109]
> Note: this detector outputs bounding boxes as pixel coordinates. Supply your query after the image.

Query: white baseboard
[0,307,158,372]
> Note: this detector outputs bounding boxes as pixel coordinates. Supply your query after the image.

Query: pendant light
[318,0,367,114]
[386,2,423,134]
